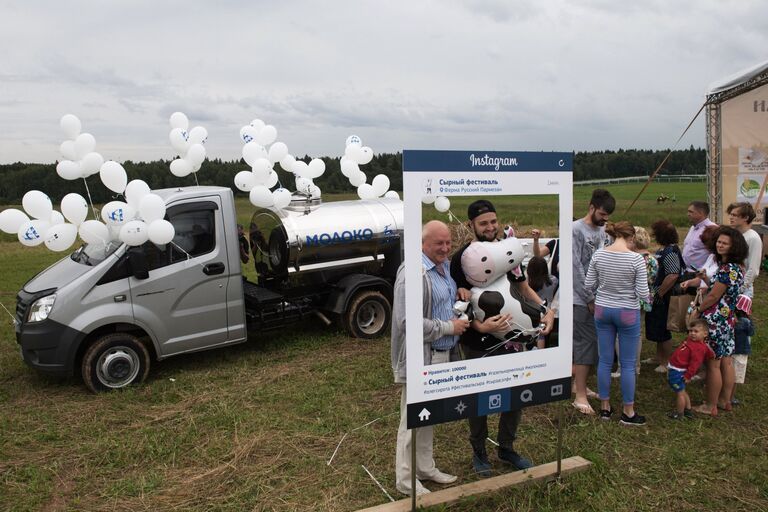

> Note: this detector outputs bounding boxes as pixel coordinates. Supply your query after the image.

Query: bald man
[391,220,469,496]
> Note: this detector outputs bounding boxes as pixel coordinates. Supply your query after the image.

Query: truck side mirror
[127,246,149,280]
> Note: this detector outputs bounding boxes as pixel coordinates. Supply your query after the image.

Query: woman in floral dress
[689,226,747,415]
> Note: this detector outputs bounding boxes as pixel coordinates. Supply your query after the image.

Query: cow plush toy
[460,237,544,344]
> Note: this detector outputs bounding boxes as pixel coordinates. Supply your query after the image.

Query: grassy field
[1,181,767,511]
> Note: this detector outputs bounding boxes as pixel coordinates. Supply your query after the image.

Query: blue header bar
[403,149,573,173]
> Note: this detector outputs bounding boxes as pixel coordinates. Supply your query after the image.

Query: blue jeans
[594,306,641,405]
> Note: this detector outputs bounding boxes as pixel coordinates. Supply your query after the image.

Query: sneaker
[654,365,667,374]
[599,408,613,420]
[640,358,657,365]
[396,479,431,496]
[731,398,742,406]
[419,469,457,485]
[610,371,621,379]
[667,410,683,420]
[498,448,533,469]
[472,452,492,478]
[619,412,646,426]
[683,408,695,419]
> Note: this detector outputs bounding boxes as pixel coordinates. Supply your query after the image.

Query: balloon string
[447,209,472,239]
[0,302,17,326]
[169,241,207,270]
[82,177,98,220]
[194,173,200,187]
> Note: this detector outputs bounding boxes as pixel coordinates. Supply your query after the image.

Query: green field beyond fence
[1,181,766,511]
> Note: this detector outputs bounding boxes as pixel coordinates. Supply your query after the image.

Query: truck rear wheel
[82,333,150,393]
[343,290,391,339]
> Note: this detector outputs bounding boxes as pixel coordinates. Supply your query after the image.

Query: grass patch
[2,181,767,511]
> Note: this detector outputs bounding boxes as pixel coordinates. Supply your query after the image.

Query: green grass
[1,181,767,511]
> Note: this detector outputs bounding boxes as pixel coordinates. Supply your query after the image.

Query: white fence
[574,174,706,186]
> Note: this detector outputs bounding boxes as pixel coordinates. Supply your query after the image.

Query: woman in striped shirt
[585,222,651,426]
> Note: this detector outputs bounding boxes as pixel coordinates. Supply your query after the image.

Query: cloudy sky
[1,1,765,164]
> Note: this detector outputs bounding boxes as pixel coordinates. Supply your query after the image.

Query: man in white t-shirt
[727,202,762,297]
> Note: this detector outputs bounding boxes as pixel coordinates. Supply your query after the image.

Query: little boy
[667,319,715,419]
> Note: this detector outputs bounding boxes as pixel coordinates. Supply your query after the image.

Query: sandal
[585,389,599,399]
[572,401,595,415]
[692,404,718,416]
[599,408,613,420]
[717,402,733,412]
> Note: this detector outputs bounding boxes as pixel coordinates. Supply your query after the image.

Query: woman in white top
[585,222,651,426]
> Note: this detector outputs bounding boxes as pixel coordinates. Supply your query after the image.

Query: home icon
[418,408,431,421]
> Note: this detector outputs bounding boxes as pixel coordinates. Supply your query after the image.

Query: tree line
[0,147,705,203]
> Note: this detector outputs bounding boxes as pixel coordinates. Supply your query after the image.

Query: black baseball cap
[467,199,496,221]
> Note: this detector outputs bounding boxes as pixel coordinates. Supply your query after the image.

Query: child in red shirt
[667,319,716,419]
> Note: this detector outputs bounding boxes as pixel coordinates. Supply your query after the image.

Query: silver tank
[249,195,403,288]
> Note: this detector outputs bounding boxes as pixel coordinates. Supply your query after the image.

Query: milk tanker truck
[15,186,403,392]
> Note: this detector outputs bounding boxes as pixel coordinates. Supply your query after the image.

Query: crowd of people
[389,190,762,496]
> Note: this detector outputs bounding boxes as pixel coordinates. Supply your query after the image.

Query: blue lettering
[305,234,319,246]
[319,233,332,245]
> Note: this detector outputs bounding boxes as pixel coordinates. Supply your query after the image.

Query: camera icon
[488,394,502,409]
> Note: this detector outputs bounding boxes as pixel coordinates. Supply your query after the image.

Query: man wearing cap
[449,199,554,477]
[391,220,469,496]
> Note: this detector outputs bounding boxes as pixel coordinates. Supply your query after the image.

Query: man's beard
[591,213,607,226]
[474,228,497,242]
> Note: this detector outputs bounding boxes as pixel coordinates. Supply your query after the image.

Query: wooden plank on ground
[356,456,591,512]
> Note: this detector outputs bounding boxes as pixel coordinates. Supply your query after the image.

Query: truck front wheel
[82,333,150,393]
[343,290,391,339]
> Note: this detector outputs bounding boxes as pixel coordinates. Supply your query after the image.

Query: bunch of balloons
[168,112,208,178]
[98,180,176,246]
[55,115,105,182]
[234,118,327,210]
[422,194,451,213]
[340,135,398,200]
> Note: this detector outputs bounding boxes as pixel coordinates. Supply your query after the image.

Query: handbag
[684,288,704,328]
[667,293,693,332]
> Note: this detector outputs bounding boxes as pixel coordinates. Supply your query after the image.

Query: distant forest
[0,147,706,203]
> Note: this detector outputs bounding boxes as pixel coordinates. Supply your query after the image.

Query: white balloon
[170,158,193,177]
[256,125,277,146]
[79,220,110,245]
[60,114,82,139]
[345,144,364,163]
[191,160,202,173]
[169,128,190,156]
[242,141,267,166]
[49,210,65,226]
[251,158,272,181]
[249,185,274,208]
[148,219,175,245]
[60,140,77,160]
[22,190,53,220]
[0,208,30,234]
[357,183,377,200]
[272,188,292,209]
[56,160,82,181]
[358,146,374,165]
[340,157,359,178]
[80,152,104,176]
[280,154,296,172]
[309,185,322,198]
[250,118,265,131]
[139,194,166,223]
[240,125,258,144]
[44,223,78,252]
[292,160,309,178]
[268,142,288,164]
[99,161,128,193]
[384,190,400,200]
[169,112,189,130]
[17,219,50,247]
[372,174,390,196]
[307,159,326,179]
[234,170,256,192]
[74,133,96,159]
[345,134,362,147]
[186,143,206,165]
[349,170,367,187]
[188,126,208,145]
[125,180,151,210]
[101,201,135,226]
[264,170,279,188]
[295,176,313,195]
[108,224,121,241]
[119,220,149,246]
[434,196,451,213]
[422,195,436,205]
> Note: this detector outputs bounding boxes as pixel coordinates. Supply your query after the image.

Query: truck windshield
[70,240,122,266]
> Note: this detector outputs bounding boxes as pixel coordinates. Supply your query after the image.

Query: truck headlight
[27,294,56,323]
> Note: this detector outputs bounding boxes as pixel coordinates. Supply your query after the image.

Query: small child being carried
[667,319,715,419]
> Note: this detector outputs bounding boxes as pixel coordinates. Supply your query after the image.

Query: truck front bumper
[16,319,85,377]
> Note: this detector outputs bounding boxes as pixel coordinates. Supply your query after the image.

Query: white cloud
[0,1,766,163]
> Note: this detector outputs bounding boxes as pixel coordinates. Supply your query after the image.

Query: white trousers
[395,385,436,492]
